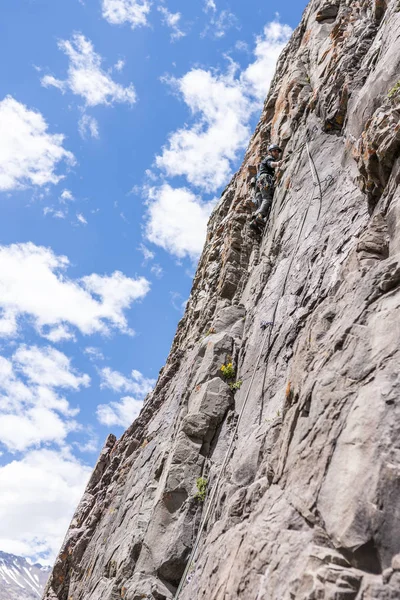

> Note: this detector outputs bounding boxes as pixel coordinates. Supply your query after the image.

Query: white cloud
[60,189,74,202]
[0,346,88,452]
[74,430,99,453]
[145,184,216,259]
[39,75,66,93]
[0,242,150,339]
[102,0,151,29]
[150,264,163,278]
[43,324,76,343]
[43,188,76,222]
[235,40,249,53]
[241,21,293,101]
[204,0,217,12]
[43,207,67,219]
[156,67,251,192]
[41,34,136,107]
[81,270,150,333]
[0,449,91,563]
[155,19,292,193]
[97,395,143,427]
[84,346,105,361]
[99,366,155,395]
[78,114,99,139]
[0,313,17,336]
[158,7,186,41]
[76,212,88,225]
[138,243,155,262]
[0,408,74,452]
[0,96,75,192]
[144,168,158,182]
[204,9,238,38]
[97,367,155,427]
[14,345,90,390]
[114,58,126,71]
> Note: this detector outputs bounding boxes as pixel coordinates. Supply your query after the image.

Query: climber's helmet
[268,144,283,157]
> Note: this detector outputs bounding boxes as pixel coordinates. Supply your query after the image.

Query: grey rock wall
[43,0,400,598]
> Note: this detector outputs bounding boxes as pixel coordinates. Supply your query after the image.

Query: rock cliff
[43,0,400,598]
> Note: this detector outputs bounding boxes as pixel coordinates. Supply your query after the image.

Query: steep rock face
[43,0,400,598]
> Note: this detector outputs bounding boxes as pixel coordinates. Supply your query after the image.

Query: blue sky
[0,0,307,564]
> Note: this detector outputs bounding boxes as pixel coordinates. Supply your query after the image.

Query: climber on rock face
[250,144,283,233]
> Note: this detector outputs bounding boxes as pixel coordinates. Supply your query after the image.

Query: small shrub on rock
[221,362,235,380]
[229,379,243,391]
[388,80,400,98]
[194,477,207,502]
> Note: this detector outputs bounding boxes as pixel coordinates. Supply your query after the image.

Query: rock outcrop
[43,0,400,598]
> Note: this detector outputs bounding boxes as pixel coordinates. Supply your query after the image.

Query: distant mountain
[0,551,51,599]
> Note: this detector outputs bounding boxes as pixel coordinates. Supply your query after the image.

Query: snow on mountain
[0,551,50,600]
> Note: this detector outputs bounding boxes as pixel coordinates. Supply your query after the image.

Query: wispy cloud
[99,366,155,395]
[97,366,155,427]
[97,395,144,427]
[41,34,136,107]
[203,9,239,39]
[0,96,74,192]
[102,0,151,29]
[114,58,126,71]
[150,264,163,278]
[158,6,186,41]
[204,0,217,12]
[44,189,77,221]
[60,189,74,203]
[84,347,105,362]
[43,207,67,219]
[0,242,150,339]
[138,243,155,262]
[235,40,249,53]
[78,114,99,139]
[76,212,88,225]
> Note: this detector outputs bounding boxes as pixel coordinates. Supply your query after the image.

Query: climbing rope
[280,125,319,166]
[261,129,331,362]
[174,130,329,600]
[306,136,323,220]
[174,321,272,600]
[234,129,330,381]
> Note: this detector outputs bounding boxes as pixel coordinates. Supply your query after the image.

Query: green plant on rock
[194,477,207,502]
[220,362,235,380]
[229,379,243,391]
[388,80,400,99]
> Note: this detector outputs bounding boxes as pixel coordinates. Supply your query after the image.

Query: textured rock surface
[43,1,400,598]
